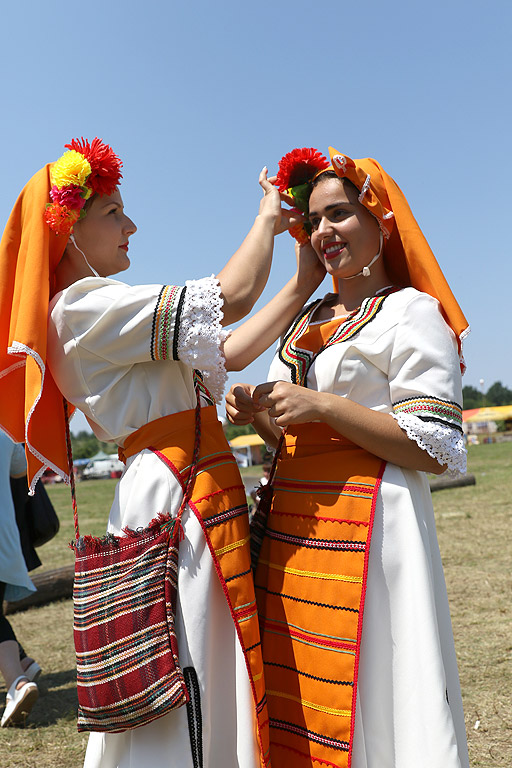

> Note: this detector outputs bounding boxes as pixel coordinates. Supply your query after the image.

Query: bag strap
[63,399,80,541]
[63,379,203,543]
[267,430,285,487]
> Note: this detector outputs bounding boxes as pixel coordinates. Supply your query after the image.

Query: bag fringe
[70,511,180,554]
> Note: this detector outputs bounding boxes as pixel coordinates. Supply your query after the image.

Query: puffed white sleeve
[388,292,466,473]
[55,276,228,401]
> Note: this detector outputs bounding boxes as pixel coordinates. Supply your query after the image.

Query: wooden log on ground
[429,473,476,492]
[4,564,75,615]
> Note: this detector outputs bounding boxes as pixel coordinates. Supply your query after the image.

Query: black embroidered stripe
[184,667,203,768]
[257,693,267,713]
[245,640,261,653]
[264,660,353,686]
[270,718,350,752]
[255,585,358,613]
[412,415,463,432]
[150,285,167,361]
[172,286,187,360]
[265,526,366,551]
[225,567,252,583]
[203,504,248,528]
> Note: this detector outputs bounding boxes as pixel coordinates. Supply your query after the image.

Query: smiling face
[69,190,137,277]
[308,176,381,279]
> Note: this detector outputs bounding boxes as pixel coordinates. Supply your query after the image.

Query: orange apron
[120,405,271,767]
[255,423,385,768]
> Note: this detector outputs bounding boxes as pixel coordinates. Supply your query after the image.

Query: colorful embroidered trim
[150,285,186,361]
[279,288,399,386]
[278,299,322,384]
[392,395,463,430]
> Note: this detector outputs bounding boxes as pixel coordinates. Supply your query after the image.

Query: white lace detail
[392,412,467,474]
[178,276,227,402]
[358,174,371,202]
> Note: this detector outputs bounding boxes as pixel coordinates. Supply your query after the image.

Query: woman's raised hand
[258,170,305,236]
[295,240,326,293]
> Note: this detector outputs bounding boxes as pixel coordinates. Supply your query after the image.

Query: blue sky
[1,0,510,432]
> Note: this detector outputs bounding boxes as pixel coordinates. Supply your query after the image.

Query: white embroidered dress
[267,287,469,768]
[47,276,260,768]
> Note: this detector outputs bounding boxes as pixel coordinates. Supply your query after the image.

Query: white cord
[343,232,383,280]
[69,234,100,278]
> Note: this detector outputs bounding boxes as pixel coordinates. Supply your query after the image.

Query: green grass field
[0,443,510,767]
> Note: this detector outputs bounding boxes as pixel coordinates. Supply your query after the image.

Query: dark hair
[309,170,359,196]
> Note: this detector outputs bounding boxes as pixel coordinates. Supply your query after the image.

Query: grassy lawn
[0,444,510,767]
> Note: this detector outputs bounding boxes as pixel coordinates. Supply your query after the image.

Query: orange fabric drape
[0,164,70,491]
[326,148,469,357]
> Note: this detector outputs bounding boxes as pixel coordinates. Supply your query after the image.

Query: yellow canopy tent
[464,405,512,423]
[228,433,265,447]
[228,432,265,467]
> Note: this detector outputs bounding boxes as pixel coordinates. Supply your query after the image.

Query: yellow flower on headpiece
[50,150,91,190]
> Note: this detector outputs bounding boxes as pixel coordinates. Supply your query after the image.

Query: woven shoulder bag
[65,391,201,733]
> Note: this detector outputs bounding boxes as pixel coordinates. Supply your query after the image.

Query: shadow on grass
[26,669,78,727]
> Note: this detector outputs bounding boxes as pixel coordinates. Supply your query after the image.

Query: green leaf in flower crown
[288,183,311,214]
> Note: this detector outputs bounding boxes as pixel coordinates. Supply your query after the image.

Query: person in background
[0,432,41,726]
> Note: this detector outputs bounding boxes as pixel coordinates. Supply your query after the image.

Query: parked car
[82,457,125,480]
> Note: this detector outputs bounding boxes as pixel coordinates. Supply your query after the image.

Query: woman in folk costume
[0,138,325,767]
[226,147,470,768]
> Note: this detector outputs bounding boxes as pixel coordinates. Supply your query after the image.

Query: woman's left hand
[259,170,305,236]
[252,381,323,427]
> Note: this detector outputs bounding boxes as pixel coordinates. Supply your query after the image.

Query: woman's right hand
[225,383,264,425]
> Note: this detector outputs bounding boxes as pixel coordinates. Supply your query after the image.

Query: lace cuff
[178,276,227,402]
[392,412,467,474]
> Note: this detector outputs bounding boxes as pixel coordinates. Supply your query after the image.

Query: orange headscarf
[325,147,469,359]
[0,164,70,492]
[0,139,122,493]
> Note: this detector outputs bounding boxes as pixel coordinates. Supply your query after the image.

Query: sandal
[1,676,39,727]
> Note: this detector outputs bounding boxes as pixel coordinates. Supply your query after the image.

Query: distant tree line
[70,431,118,459]
[462,381,512,410]
[222,422,256,442]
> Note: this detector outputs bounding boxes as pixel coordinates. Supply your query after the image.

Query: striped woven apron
[119,405,271,767]
[255,425,385,768]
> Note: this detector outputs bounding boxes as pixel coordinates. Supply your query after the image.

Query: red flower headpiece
[275,147,329,193]
[65,137,123,196]
[44,137,123,235]
[275,147,329,244]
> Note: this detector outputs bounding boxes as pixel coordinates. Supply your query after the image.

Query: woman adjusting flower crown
[0,137,325,766]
